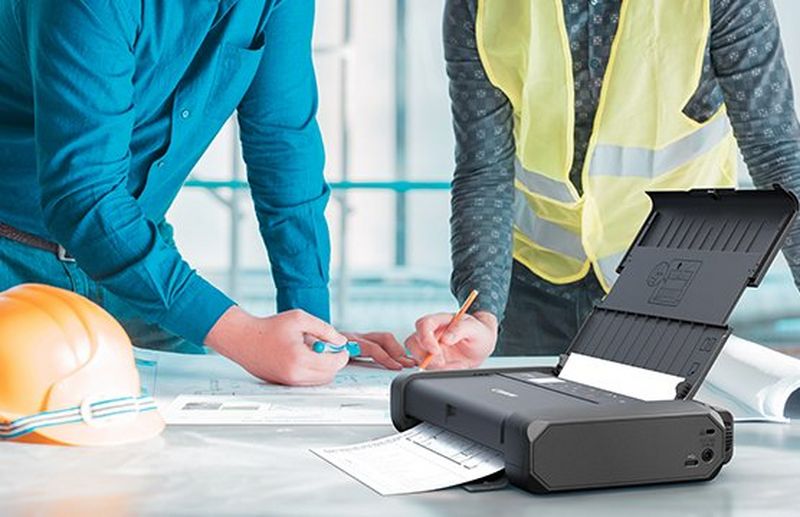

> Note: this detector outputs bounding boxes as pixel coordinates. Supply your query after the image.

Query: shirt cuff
[277,286,331,322]
[160,274,236,346]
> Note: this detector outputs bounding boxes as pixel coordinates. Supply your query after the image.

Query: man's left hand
[343,331,417,370]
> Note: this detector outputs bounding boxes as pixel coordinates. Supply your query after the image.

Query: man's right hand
[204,306,349,386]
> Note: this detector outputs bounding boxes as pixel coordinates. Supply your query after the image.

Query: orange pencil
[419,289,479,370]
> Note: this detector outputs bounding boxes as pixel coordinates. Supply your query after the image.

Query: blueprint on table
[134,348,396,425]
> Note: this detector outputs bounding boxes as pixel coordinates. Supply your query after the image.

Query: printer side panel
[505,406,730,493]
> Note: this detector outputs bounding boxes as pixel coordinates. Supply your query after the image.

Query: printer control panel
[502,372,640,405]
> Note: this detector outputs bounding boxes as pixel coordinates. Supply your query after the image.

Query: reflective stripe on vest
[513,191,586,261]
[589,115,733,178]
[514,158,576,203]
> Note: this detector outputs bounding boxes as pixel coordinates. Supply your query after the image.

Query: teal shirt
[0,0,331,344]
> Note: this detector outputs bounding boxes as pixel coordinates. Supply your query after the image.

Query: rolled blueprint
[696,335,800,422]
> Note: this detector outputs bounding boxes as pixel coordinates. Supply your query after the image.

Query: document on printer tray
[311,423,504,496]
[559,353,685,401]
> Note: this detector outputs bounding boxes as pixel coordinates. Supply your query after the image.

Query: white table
[2,358,799,516]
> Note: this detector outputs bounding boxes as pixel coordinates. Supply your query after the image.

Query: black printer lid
[567,187,798,396]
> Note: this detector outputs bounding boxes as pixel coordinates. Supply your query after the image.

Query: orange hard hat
[0,284,164,446]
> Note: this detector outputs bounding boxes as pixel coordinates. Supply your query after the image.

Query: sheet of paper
[311,423,504,496]
[134,348,397,425]
[559,353,685,401]
[134,348,395,405]
[164,394,390,425]
[696,335,800,423]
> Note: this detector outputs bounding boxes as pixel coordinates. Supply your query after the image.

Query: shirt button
[180,109,191,119]
[590,57,601,69]
[590,0,598,5]
[157,161,165,168]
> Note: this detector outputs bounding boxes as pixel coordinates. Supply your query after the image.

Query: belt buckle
[57,245,76,263]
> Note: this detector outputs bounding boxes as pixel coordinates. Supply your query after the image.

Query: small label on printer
[647,259,702,307]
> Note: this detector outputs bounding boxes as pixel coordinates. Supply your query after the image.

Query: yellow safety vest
[476,0,738,292]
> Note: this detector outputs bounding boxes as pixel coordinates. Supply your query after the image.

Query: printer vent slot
[646,216,768,254]
[622,188,798,288]
[724,421,734,453]
[568,307,728,391]
[638,191,792,256]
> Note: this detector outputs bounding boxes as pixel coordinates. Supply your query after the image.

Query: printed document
[311,423,504,495]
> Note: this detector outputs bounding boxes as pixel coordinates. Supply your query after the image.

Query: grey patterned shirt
[446,0,800,318]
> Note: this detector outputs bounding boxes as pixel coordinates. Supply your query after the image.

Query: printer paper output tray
[391,188,798,494]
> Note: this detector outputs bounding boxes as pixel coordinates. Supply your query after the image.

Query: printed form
[312,423,504,496]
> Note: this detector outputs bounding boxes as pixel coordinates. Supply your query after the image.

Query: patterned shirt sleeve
[443,0,516,318]
[711,0,800,288]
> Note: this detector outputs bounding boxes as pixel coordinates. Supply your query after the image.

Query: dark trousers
[495,260,606,356]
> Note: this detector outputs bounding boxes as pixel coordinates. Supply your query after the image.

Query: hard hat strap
[0,395,157,440]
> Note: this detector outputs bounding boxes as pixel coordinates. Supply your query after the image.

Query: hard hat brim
[1,409,166,447]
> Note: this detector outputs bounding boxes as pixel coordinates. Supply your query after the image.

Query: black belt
[0,223,75,262]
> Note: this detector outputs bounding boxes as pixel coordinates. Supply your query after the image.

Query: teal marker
[312,341,361,357]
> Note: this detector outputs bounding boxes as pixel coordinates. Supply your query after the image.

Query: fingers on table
[359,332,416,369]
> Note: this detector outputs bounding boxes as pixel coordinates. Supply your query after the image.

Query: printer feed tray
[566,188,797,396]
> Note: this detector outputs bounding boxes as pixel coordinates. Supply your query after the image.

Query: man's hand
[205,306,349,386]
[404,311,498,370]
[344,332,417,370]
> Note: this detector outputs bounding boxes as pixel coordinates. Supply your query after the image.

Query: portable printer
[391,188,799,493]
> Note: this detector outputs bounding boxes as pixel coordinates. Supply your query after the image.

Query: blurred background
[171,0,800,355]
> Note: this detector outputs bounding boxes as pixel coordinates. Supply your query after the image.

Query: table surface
[3,359,800,517]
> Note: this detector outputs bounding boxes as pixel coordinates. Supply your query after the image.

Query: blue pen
[312,341,361,357]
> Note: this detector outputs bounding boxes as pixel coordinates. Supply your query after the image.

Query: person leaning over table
[406,0,800,369]
[0,0,413,385]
